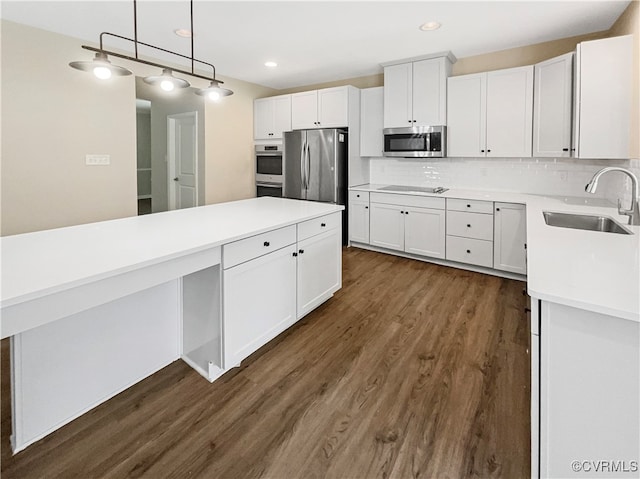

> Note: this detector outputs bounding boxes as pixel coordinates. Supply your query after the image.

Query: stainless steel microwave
[383,126,446,158]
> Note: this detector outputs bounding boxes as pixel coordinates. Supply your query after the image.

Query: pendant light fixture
[195,79,233,101]
[69,51,133,79]
[69,0,232,99]
[143,68,190,91]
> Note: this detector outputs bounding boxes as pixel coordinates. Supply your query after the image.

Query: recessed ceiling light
[264,61,278,68]
[174,28,192,38]
[419,21,441,31]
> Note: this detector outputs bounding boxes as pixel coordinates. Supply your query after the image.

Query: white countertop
[351,184,640,322]
[1,197,344,309]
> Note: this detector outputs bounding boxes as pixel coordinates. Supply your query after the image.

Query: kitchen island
[1,197,344,453]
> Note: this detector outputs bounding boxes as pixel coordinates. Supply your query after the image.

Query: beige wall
[1,20,138,236]
[204,75,275,204]
[608,0,639,158]
[0,20,276,235]
[278,73,384,95]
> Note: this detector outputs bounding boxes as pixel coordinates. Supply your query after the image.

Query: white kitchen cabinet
[493,203,527,275]
[369,193,446,258]
[297,228,341,318]
[447,65,533,157]
[404,206,446,258]
[223,243,297,368]
[370,202,405,251]
[533,53,574,157]
[445,198,494,268]
[360,87,384,157]
[254,94,291,140]
[291,86,349,129]
[538,300,639,478]
[348,190,370,244]
[383,55,452,128]
[574,35,632,159]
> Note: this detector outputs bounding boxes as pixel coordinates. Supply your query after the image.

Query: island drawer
[223,225,296,269]
[447,198,494,214]
[446,236,493,268]
[349,190,369,203]
[446,211,494,241]
[298,212,341,242]
[370,192,445,210]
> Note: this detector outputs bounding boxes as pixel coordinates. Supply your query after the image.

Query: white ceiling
[1,1,631,90]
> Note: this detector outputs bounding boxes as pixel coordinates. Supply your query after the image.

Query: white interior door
[168,112,198,210]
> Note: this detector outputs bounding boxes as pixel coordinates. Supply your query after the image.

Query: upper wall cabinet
[254,94,291,140]
[533,53,574,157]
[447,65,534,158]
[383,54,453,128]
[574,35,632,159]
[291,86,351,130]
[360,87,384,157]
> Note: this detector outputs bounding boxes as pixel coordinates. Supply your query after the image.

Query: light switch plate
[85,154,110,166]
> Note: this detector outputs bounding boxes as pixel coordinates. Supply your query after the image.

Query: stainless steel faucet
[585,167,640,225]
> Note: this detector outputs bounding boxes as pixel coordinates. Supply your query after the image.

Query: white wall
[369,157,640,205]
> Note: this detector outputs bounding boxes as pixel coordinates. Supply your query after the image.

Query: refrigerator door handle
[305,141,311,191]
[300,139,306,190]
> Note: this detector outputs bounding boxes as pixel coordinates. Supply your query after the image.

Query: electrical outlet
[85,154,110,166]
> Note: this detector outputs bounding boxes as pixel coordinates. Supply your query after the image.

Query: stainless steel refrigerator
[283,128,348,243]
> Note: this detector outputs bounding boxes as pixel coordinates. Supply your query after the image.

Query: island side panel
[11,280,180,452]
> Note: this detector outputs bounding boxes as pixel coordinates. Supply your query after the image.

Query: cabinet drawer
[349,190,370,203]
[370,192,445,210]
[446,236,493,268]
[447,210,494,241]
[223,225,296,269]
[297,212,341,242]
[447,198,494,214]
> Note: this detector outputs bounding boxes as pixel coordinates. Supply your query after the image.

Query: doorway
[167,111,199,210]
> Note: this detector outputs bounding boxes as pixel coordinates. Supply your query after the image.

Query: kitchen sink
[543,211,633,235]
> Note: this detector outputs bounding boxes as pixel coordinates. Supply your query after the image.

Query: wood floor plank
[1,248,529,478]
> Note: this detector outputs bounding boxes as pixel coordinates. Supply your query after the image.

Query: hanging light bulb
[195,79,233,100]
[144,68,190,91]
[69,51,132,80]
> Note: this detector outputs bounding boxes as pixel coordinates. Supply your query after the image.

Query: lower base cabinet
[223,244,297,368]
[297,228,341,318]
[223,212,342,368]
[369,193,446,259]
[536,300,639,478]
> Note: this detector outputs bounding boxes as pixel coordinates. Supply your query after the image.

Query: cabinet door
[412,57,448,126]
[486,66,534,157]
[493,203,527,274]
[254,97,274,140]
[297,228,341,318]
[369,202,404,251]
[533,53,574,157]
[223,244,297,368]
[447,73,487,157]
[349,201,370,244]
[404,206,446,258]
[317,87,349,128]
[577,35,632,159]
[272,95,292,139]
[360,87,384,157]
[384,63,413,128]
[291,90,319,130]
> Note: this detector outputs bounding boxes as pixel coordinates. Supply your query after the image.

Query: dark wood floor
[1,248,530,478]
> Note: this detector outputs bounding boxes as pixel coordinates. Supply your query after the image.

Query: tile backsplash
[368,157,640,205]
